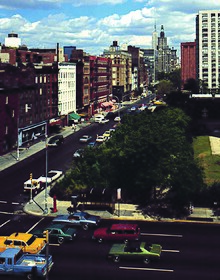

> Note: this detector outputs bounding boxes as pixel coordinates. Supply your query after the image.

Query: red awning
[49,118,61,126]
[101,102,112,107]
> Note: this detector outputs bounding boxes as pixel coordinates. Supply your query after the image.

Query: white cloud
[0,0,220,55]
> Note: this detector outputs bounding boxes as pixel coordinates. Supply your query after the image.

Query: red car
[92,223,140,243]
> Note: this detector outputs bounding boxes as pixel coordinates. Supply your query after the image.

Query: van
[23,179,41,193]
[47,135,64,147]
[92,223,140,243]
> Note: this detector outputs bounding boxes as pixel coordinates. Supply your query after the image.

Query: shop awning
[49,118,61,126]
[101,102,113,107]
[68,112,81,121]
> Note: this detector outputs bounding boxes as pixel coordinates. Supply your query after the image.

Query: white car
[79,135,92,143]
[96,135,107,143]
[114,116,121,122]
[38,170,63,184]
[98,118,109,124]
[94,115,105,123]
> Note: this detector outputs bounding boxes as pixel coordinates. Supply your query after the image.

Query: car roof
[8,232,34,241]
[110,224,139,230]
[46,223,69,230]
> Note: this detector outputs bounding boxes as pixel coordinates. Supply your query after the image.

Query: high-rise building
[181,42,196,88]
[196,10,220,94]
[157,25,171,73]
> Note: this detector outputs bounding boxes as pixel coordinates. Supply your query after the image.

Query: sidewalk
[0,121,219,223]
[0,122,89,172]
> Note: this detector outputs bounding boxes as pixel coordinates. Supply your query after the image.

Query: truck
[0,247,53,279]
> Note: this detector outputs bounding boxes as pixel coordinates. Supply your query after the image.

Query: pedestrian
[26,143,30,150]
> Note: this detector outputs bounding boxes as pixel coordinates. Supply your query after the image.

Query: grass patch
[193,136,220,185]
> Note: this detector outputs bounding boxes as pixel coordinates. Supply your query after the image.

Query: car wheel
[82,224,89,230]
[113,256,120,263]
[143,258,150,264]
[98,238,103,243]
[58,237,64,244]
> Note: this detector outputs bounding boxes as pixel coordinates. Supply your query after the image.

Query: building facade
[58,62,77,125]
[103,41,132,101]
[181,42,196,88]
[196,10,220,94]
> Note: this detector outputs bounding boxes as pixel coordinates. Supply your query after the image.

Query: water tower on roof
[5,32,21,48]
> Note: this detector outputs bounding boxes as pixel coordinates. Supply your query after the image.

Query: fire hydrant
[53,195,58,213]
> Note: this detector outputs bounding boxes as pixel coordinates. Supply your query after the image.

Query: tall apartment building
[103,41,132,101]
[196,10,220,94]
[142,49,156,84]
[181,42,196,88]
[127,45,148,92]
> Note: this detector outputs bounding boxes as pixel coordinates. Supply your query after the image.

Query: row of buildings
[181,10,220,95]
[0,25,179,155]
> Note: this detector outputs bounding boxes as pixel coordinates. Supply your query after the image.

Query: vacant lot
[193,136,220,185]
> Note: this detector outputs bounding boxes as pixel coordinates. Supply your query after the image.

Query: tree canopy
[52,107,205,214]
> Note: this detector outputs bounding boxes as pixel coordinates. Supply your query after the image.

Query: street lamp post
[44,122,49,214]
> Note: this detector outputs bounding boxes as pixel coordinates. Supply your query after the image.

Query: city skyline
[0,1,220,55]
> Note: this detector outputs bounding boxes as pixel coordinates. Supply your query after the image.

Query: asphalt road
[0,120,116,214]
[0,215,219,280]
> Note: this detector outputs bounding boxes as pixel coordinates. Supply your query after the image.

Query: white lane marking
[26,217,45,233]
[0,220,10,228]
[162,249,180,253]
[0,211,14,215]
[120,266,174,273]
[141,233,183,238]
[0,201,7,204]
[12,202,20,205]
[49,243,60,247]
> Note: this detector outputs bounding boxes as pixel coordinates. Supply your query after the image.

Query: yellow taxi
[0,232,46,254]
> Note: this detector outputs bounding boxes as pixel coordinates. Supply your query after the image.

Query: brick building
[181,42,196,88]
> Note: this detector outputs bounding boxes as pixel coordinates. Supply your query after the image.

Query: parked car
[79,135,92,143]
[93,223,140,243]
[31,223,77,244]
[98,118,109,124]
[108,242,162,264]
[96,135,107,143]
[0,232,46,254]
[52,211,101,230]
[47,135,64,147]
[73,149,84,158]
[38,170,63,185]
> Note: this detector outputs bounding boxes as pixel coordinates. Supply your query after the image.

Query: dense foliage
[52,107,205,214]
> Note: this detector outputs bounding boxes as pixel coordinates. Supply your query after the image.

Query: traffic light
[30,173,32,181]
[43,230,49,243]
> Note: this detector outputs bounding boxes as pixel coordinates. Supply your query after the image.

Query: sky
[0,0,220,57]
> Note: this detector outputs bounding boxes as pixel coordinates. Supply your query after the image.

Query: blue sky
[0,0,220,56]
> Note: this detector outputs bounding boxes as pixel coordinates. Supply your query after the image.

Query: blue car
[52,211,101,230]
